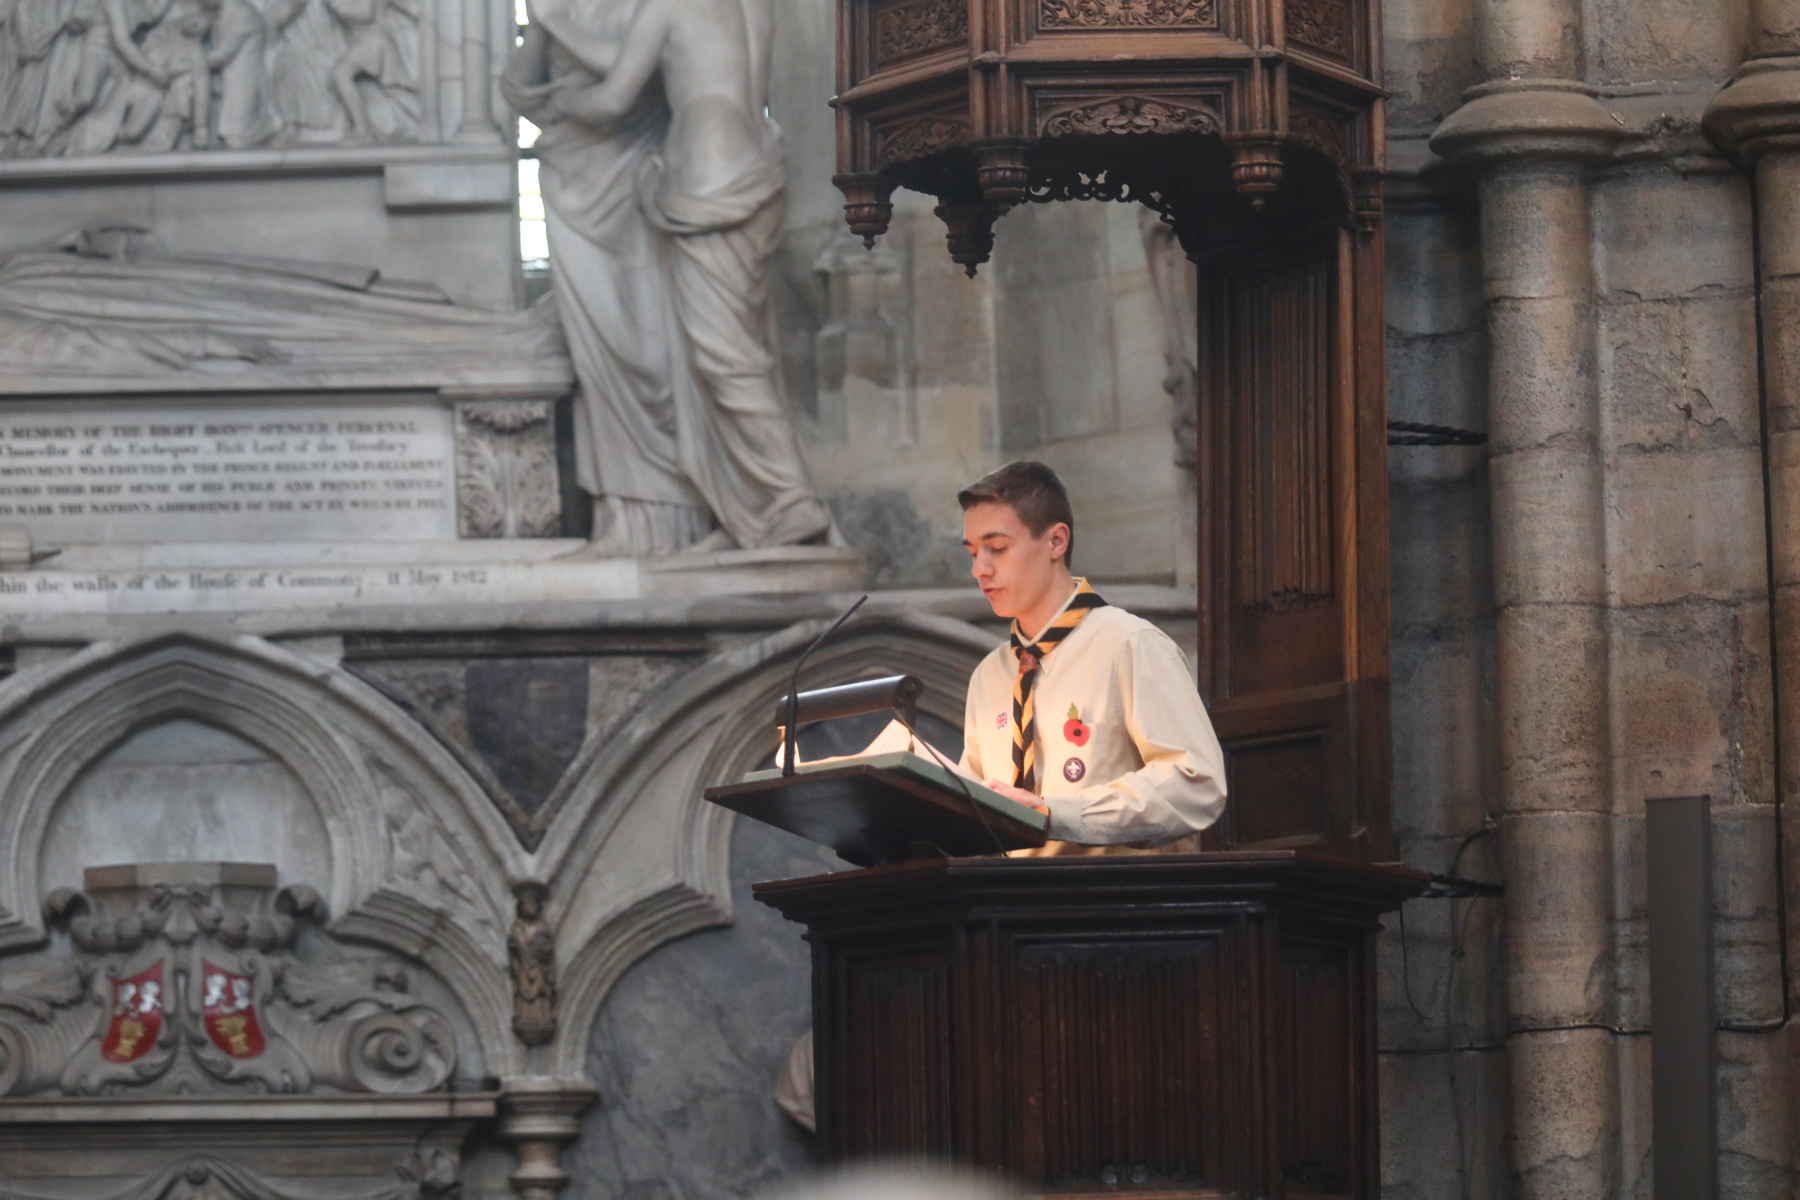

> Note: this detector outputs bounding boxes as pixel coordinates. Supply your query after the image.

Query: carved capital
[1429,79,1626,173]
[454,401,562,540]
[1704,55,1800,167]
[499,1077,600,1200]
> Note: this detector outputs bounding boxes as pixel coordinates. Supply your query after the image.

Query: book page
[774,719,978,781]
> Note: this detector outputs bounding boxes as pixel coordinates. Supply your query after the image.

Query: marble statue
[1138,206,1198,470]
[503,0,834,555]
[0,225,564,383]
[0,0,419,156]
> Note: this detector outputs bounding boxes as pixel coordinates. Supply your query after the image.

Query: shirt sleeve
[1042,630,1227,847]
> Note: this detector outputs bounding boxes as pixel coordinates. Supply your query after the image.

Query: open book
[772,718,977,779]
[746,719,1048,839]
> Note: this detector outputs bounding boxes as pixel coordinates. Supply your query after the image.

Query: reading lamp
[775,674,925,774]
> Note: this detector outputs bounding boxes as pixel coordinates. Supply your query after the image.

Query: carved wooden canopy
[832,0,1384,270]
[830,0,1396,860]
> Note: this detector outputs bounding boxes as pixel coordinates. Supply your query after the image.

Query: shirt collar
[1014,578,1090,675]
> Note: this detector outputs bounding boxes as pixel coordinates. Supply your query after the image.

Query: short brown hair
[957,460,1076,568]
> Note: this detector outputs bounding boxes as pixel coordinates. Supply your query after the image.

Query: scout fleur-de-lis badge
[102,962,165,1063]
[200,961,267,1059]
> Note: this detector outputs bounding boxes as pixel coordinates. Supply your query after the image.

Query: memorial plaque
[0,403,456,543]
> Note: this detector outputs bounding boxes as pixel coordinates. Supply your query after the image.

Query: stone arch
[0,632,528,1076]
[545,610,1000,1078]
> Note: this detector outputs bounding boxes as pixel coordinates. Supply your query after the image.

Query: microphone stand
[782,594,868,777]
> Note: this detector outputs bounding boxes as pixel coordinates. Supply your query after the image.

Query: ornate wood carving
[1285,0,1350,57]
[829,0,1393,860]
[1229,254,1335,614]
[1288,107,1356,210]
[1040,95,1221,138]
[879,115,970,164]
[1039,0,1217,30]
[875,0,969,62]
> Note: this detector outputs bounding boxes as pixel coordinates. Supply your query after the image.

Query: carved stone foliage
[0,867,457,1097]
[454,401,562,539]
[0,0,423,159]
[1284,0,1349,57]
[0,1152,458,1200]
[879,114,969,164]
[1041,96,1221,138]
[1038,0,1216,31]
[874,0,968,64]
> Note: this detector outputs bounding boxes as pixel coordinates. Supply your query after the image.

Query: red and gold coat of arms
[101,962,164,1063]
[200,960,266,1059]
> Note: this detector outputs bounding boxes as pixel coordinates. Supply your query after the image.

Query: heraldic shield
[100,961,165,1064]
[0,867,458,1098]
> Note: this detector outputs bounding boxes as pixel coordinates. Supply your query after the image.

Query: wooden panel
[1207,687,1351,849]
[1229,252,1335,618]
[832,948,957,1157]
[1274,939,1357,1196]
[1197,232,1390,860]
[873,0,969,67]
[1013,937,1225,1191]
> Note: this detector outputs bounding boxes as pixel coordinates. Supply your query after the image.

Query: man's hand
[983,778,1049,817]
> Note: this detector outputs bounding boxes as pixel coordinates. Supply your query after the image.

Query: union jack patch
[995,711,1009,729]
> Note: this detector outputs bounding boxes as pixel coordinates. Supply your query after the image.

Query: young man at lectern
[958,461,1226,855]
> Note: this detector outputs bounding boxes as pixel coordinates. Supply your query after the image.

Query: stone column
[1707,7,1800,1154]
[499,1078,598,1200]
[1432,25,1625,1199]
[456,0,501,142]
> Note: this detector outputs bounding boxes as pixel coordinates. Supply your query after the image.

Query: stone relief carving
[0,0,422,159]
[375,780,500,938]
[454,402,562,540]
[0,1152,460,1200]
[0,868,457,1097]
[507,881,556,1047]
[874,0,967,64]
[1041,95,1221,138]
[0,227,565,387]
[1038,0,1216,30]
[1284,0,1348,56]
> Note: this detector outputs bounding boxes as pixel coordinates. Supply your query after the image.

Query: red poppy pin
[1063,704,1091,746]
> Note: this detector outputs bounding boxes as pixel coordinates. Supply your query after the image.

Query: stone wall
[1378,0,1800,1194]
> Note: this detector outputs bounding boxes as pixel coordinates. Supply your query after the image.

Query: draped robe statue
[502,0,834,555]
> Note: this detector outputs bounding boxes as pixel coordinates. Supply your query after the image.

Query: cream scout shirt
[959,596,1227,849]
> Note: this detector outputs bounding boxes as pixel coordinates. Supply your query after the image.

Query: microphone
[782,595,868,777]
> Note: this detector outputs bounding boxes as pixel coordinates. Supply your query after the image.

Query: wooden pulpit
[756,853,1426,1198]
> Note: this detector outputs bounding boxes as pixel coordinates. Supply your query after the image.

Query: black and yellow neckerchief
[1009,579,1107,794]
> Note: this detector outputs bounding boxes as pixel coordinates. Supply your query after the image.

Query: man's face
[963,501,1068,620]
